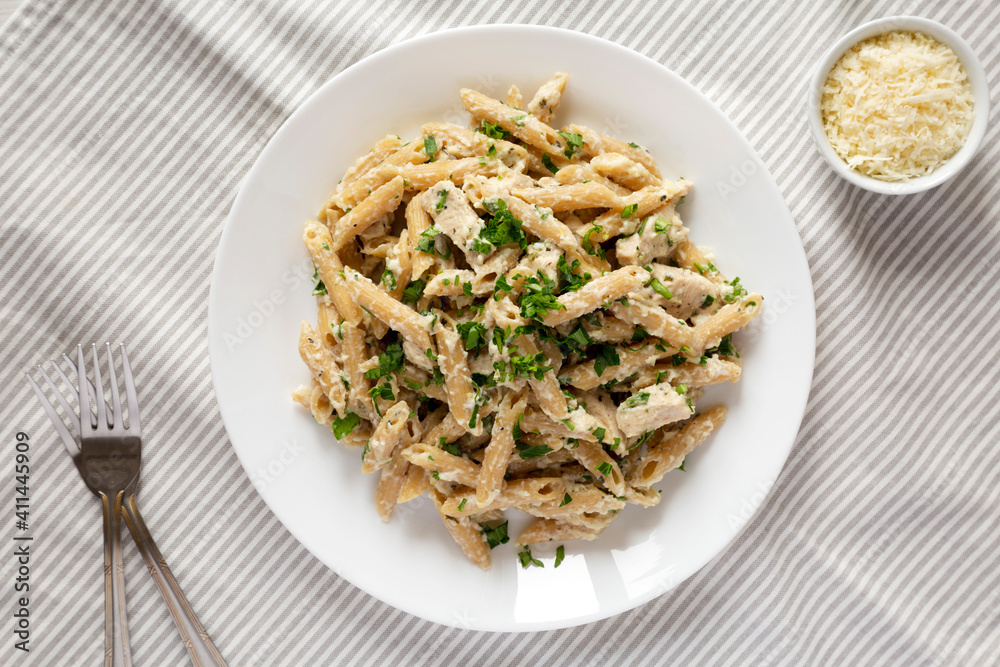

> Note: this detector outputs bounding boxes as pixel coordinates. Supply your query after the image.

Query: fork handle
[101,491,132,667]
[121,494,227,667]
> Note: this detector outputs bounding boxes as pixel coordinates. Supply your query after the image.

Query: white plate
[208,25,815,632]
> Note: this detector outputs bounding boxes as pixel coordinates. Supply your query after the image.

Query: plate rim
[208,23,817,632]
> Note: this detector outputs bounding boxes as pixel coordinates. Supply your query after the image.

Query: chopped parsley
[480,198,527,251]
[493,275,513,301]
[517,443,553,459]
[654,218,672,234]
[556,130,583,159]
[705,333,737,358]
[592,344,621,378]
[519,271,565,321]
[330,411,361,439]
[596,461,614,478]
[725,277,747,302]
[592,427,606,442]
[402,279,426,303]
[483,521,510,549]
[631,325,649,342]
[441,440,460,457]
[311,263,327,296]
[364,337,404,380]
[623,392,650,408]
[678,458,687,472]
[557,256,591,293]
[381,267,396,291]
[541,153,559,174]
[555,545,565,568]
[648,277,674,301]
[621,203,638,219]
[559,493,573,507]
[478,121,509,140]
[424,134,438,161]
[582,225,604,257]
[518,545,544,568]
[435,188,448,210]
[457,498,467,511]
[511,352,553,380]
[456,321,487,352]
[416,226,450,258]
[628,141,641,148]
[701,294,716,308]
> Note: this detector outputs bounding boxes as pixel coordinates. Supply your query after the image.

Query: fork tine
[120,344,140,435]
[76,344,91,434]
[63,353,98,428]
[39,363,79,438]
[25,372,81,457]
[90,343,107,430]
[105,343,123,429]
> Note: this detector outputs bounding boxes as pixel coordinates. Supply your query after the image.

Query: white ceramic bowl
[807,16,990,195]
[209,25,816,631]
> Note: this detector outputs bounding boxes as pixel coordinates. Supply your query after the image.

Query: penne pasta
[292,73,758,569]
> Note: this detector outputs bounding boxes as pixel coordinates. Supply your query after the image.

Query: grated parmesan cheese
[821,30,974,181]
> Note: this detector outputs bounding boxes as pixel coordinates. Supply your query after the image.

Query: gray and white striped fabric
[1,1,998,664]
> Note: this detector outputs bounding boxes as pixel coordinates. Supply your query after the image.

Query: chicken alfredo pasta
[292,73,762,569]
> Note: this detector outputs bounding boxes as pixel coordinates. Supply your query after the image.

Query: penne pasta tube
[341,267,434,354]
[477,390,527,506]
[629,407,726,488]
[330,176,405,250]
[543,266,647,327]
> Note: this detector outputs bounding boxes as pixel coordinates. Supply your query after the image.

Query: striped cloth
[1,1,998,664]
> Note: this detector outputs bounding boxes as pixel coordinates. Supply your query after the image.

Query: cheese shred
[821,31,974,182]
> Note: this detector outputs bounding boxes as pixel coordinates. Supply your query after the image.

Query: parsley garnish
[678,458,687,472]
[557,255,590,293]
[478,121,509,140]
[456,321,487,353]
[311,263,327,296]
[519,271,565,321]
[330,411,360,439]
[654,218,671,233]
[364,338,404,380]
[701,294,716,308]
[592,427,606,442]
[705,333,737,358]
[518,545,544,568]
[621,203,638,219]
[402,279,426,303]
[596,461,613,478]
[493,275,513,301]
[424,134,438,161]
[441,440,460,456]
[555,545,565,567]
[556,130,583,159]
[623,392,650,408]
[725,277,747,302]
[648,277,674,301]
[518,444,553,459]
[559,493,573,507]
[458,498,467,511]
[483,521,510,549]
[592,344,620,378]
[381,267,396,291]
[435,188,448,210]
[631,325,649,342]
[511,352,553,380]
[480,198,527,250]
[541,153,559,174]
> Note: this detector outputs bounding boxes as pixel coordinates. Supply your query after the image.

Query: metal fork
[27,343,226,667]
